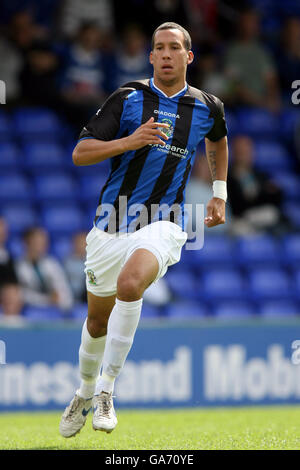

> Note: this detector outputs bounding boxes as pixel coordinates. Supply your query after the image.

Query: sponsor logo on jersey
[159,118,174,139]
[154,109,180,119]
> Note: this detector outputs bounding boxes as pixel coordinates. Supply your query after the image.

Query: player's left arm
[204,136,228,228]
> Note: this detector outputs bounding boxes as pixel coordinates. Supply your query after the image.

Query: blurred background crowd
[0,0,300,325]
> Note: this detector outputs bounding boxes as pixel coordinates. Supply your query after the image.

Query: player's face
[150,29,193,85]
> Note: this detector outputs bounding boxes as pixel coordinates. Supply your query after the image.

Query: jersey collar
[150,78,187,99]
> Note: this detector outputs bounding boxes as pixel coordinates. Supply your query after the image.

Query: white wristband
[213,180,227,202]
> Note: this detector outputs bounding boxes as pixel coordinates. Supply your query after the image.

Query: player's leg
[92,248,159,432]
[59,292,116,438]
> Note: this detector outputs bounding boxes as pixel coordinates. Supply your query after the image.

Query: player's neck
[152,76,187,97]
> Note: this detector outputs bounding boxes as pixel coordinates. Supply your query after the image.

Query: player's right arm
[72,117,170,166]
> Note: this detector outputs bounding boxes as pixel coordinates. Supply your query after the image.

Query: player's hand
[124,117,170,151]
[204,197,226,228]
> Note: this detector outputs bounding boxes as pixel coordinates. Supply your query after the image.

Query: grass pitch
[0,406,299,450]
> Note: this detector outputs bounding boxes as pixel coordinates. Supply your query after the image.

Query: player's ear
[149,51,153,65]
[187,50,194,65]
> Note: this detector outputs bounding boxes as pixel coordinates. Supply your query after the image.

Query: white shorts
[84,220,187,297]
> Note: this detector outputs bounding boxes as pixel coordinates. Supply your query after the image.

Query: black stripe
[169,149,194,224]
[93,132,127,225]
[135,96,195,230]
[105,89,160,233]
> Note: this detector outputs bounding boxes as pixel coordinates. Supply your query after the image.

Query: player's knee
[117,273,145,301]
[87,315,108,337]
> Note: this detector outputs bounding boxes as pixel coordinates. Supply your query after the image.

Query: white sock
[78,319,106,399]
[94,297,143,395]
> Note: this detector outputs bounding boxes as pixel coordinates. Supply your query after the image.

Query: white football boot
[92,392,118,433]
[59,392,92,438]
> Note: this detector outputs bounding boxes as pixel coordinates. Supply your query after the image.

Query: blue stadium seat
[281,234,300,268]
[254,141,293,172]
[22,143,70,173]
[236,108,279,138]
[283,202,300,229]
[248,268,292,301]
[0,111,13,141]
[165,269,199,300]
[72,303,87,322]
[73,160,110,179]
[201,269,246,301]
[79,174,108,203]
[294,270,300,301]
[23,306,63,321]
[0,174,33,203]
[166,300,208,319]
[13,108,63,142]
[269,172,300,201]
[184,235,233,271]
[34,173,79,202]
[141,303,161,319]
[1,204,38,235]
[41,205,85,235]
[259,300,299,317]
[50,236,72,260]
[212,300,255,319]
[223,110,238,136]
[234,235,280,268]
[0,143,20,170]
[280,108,300,142]
[7,235,24,258]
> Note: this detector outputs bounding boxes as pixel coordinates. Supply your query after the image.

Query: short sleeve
[205,98,228,142]
[78,87,133,142]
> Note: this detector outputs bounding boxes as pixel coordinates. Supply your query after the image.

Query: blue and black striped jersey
[78,78,227,233]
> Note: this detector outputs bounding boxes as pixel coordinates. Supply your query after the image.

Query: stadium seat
[269,172,300,201]
[72,303,88,321]
[258,300,299,317]
[293,270,300,301]
[212,300,256,319]
[236,108,279,139]
[201,269,246,301]
[254,141,293,172]
[283,202,300,229]
[13,108,63,142]
[279,108,300,142]
[7,235,24,258]
[50,236,73,260]
[281,234,300,268]
[234,235,280,268]
[1,204,38,235]
[34,173,79,202]
[248,268,292,301]
[166,300,208,319]
[0,174,33,203]
[184,235,233,271]
[23,306,63,321]
[0,111,13,141]
[79,174,108,203]
[22,143,70,173]
[141,303,161,319]
[41,205,85,235]
[0,143,20,170]
[164,269,199,300]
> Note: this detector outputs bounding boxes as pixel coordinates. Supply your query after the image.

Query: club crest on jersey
[87,269,97,285]
[159,118,174,139]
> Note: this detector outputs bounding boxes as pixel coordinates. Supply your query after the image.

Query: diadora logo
[154,109,180,119]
